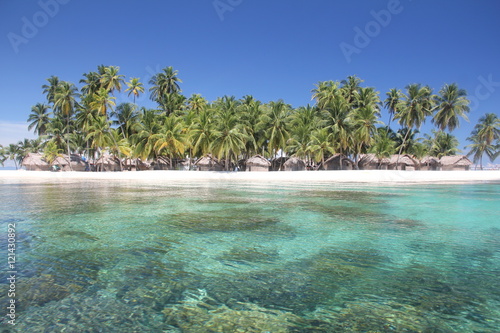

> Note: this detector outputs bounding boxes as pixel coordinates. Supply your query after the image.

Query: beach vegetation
[4,64,497,171]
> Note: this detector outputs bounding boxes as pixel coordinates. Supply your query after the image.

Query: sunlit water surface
[1,179,499,332]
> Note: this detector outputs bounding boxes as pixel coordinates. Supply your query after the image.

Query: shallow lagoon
[1,179,499,332]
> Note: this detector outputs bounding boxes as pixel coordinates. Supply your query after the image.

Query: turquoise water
[1,179,499,332]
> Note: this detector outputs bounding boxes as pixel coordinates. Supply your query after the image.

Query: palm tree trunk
[396,128,411,169]
[66,117,73,171]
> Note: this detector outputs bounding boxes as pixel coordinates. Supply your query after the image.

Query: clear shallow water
[1,179,499,332]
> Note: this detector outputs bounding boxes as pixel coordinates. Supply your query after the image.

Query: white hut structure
[439,155,472,171]
[419,156,440,171]
[246,155,271,172]
[388,154,418,171]
[21,153,50,171]
[323,154,354,170]
[283,156,306,171]
[358,154,390,170]
[195,155,224,171]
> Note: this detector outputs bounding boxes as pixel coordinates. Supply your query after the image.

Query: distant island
[1,66,498,172]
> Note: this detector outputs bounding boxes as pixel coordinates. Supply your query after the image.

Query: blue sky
[1,0,499,162]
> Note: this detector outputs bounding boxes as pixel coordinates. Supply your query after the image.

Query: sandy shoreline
[1,170,499,184]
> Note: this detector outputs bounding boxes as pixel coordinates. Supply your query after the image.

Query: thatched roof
[324,154,354,164]
[95,154,120,166]
[359,153,390,165]
[52,155,70,166]
[283,156,306,168]
[439,155,472,166]
[389,154,417,166]
[246,155,271,167]
[420,156,439,164]
[195,154,221,167]
[21,153,49,169]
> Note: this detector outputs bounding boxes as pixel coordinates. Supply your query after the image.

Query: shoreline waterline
[1,169,499,183]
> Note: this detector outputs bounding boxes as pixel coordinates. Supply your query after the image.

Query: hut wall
[284,165,305,171]
[246,165,269,172]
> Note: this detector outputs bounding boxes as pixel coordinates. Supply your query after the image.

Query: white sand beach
[1,170,499,184]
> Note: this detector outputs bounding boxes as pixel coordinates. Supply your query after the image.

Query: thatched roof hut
[323,154,354,170]
[195,155,223,171]
[95,154,121,171]
[283,156,306,171]
[388,154,418,170]
[420,156,440,171]
[439,155,472,171]
[21,153,50,171]
[246,155,271,172]
[358,154,390,170]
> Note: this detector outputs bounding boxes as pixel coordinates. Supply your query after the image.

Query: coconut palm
[112,103,139,139]
[370,127,396,168]
[0,145,6,167]
[211,98,247,170]
[384,88,403,128]
[80,71,102,96]
[432,83,470,132]
[53,81,77,167]
[308,128,335,170]
[42,75,60,104]
[151,115,186,169]
[393,84,434,165]
[149,66,182,104]
[6,144,21,169]
[466,113,500,169]
[28,103,51,136]
[100,66,125,94]
[424,130,460,158]
[187,94,208,114]
[131,109,163,161]
[475,113,500,146]
[190,108,216,157]
[125,77,144,104]
[262,100,291,159]
[341,75,363,104]
[351,99,382,167]
[90,88,116,118]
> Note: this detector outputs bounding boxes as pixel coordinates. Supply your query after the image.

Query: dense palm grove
[1,65,499,170]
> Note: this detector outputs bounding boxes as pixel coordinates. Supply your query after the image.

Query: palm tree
[0,145,6,167]
[341,75,363,104]
[370,127,396,168]
[393,84,434,165]
[6,144,21,169]
[475,113,500,146]
[424,130,460,158]
[466,113,500,169]
[384,88,403,129]
[100,66,125,94]
[151,115,186,169]
[90,88,116,118]
[287,105,320,161]
[149,66,182,105]
[211,97,247,170]
[308,128,335,170]
[124,77,144,103]
[53,81,77,167]
[42,75,60,104]
[28,103,51,136]
[187,94,208,114]
[112,103,139,139]
[80,71,102,96]
[131,109,163,161]
[351,96,382,167]
[263,100,291,160]
[432,83,470,132]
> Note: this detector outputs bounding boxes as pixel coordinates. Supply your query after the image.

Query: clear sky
[1,0,499,162]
